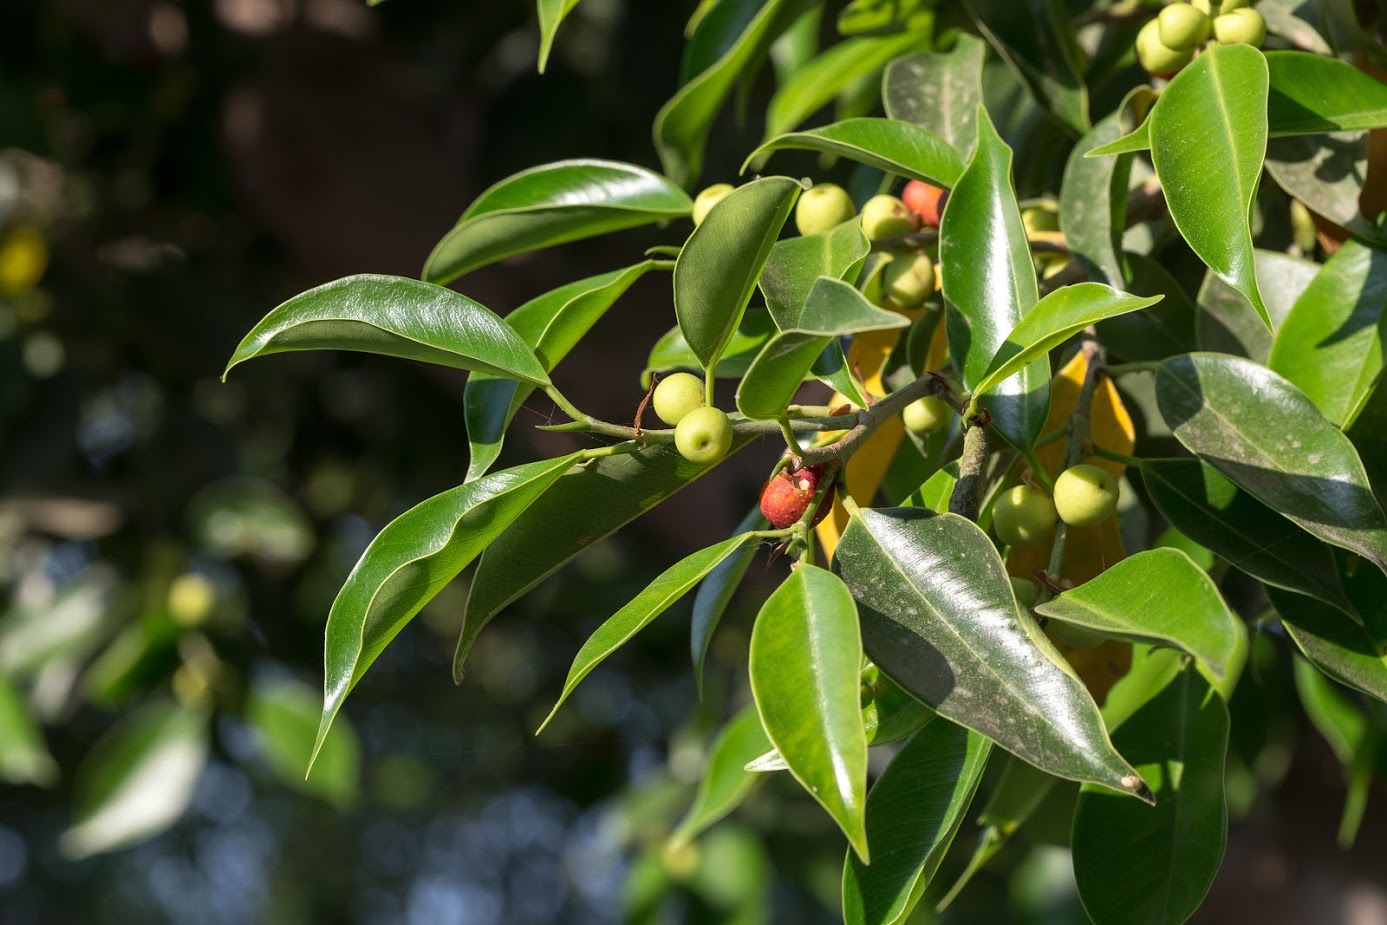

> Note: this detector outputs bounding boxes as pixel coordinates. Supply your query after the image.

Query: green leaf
[750,565,869,861]
[1196,250,1320,363]
[744,119,965,188]
[1269,587,1387,703]
[1156,352,1387,576]
[1149,44,1270,328]
[319,454,579,763]
[1293,654,1368,762]
[1035,549,1246,684]
[1097,253,1198,363]
[941,107,1049,450]
[966,0,1089,135]
[1061,88,1154,287]
[1264,132,1381,242]
[763,30,932,140]
[834,508,1149,798]
[422,160,690,284]
[862,669,935,747]
[973,283,1162,399]
[539,534,758,732]
[654,0,816,187]
[0,675,56,786]
[838,0,932,36]
[671,706,772,845]
[1072,667,1229,925]
[674,176,802,372]
[224,275,550,386]
[1265,50,1387,135]
[904,462,958,512]
[883,35,988,158]
[841,721,991,925]
[1268,239,1387,430]
[692,507,767,698]
[536,0,581,72]
[736,277,909,420]
[1085,121,1150,158]
[645,307,777,385]
[759,218,871,331]
[464,260,657,481]
[59,701,209,859]
[1141,458,1354,615]
[455,439,753,680]
[247,677,360,809]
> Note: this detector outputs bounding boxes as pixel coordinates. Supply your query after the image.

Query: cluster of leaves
[225,0,1387,921]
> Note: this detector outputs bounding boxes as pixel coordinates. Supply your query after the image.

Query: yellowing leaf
[1008,349,1138,702]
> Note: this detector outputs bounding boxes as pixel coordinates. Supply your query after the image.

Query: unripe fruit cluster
[1053,464,1119,527]
[1135,0,1263,78]
[652,373,734,466]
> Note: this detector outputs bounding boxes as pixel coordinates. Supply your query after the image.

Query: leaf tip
[1122,773,1156,806]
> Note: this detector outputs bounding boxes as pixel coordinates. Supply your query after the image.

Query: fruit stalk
[1038,330,1105,600]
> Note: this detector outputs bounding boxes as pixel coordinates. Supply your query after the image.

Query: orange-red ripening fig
[902,180,946,229]
[759,465,834,530]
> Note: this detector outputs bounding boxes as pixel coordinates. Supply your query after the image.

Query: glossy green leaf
[1268,239,1387,430]
[224,275,550,385]
[737,277,909,419]
[671,706,772,845]
[319,454,579,763]
[645,307,777,385]
[974,283,1161,398]
[536,0,581,72]
[841,721,991,925]
[692,507,767,698]
[1264,132,1380,241]
[674,176,801,372]
[1149,45,1270,328]
[1061,88,1154,287]
[1035,548,1245,683]
[966,0,1089,135]
[1141,458,1353,614]
[59,701,209,859]
[1269,587,1387,702]
[1072,667,1229,925]
[941,107,1049,450]
[539,533,758,732]
[465,260,658,481]
[749,565,870,861]
[247,677,360,809]
[654,0,816,187]
[455,439,753,680]
[769,4,822,84]
[834,508,1149,798]
[904,462,958,512]
[862,669,935,747]
[1196,250,1319,363]
[1097,253,1198,363]
[1261,2,1332,56]
[1265,50,1387,135]
[1156,353,1387,575]
[759,218,870,331]
[744,119,965,188]
[423,160,690,285]
[883,35,987,157]
[0,675,56,786]
[763,30,931,140]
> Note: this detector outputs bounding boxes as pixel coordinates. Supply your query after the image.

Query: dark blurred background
[0,1,1384,923]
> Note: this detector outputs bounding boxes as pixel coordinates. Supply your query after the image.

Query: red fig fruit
[759,464,834,529]
[902,180,947,229]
